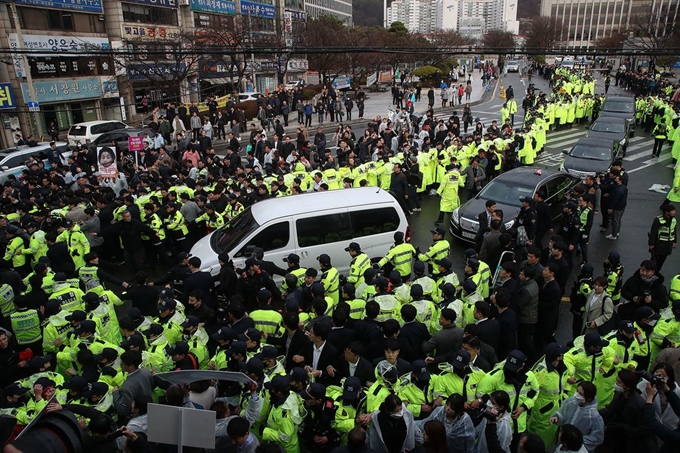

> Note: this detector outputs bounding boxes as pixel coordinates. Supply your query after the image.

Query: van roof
[250,187,398,223]
[69,120,120,128]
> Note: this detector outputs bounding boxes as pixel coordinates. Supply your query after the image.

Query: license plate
[462,231,476,239]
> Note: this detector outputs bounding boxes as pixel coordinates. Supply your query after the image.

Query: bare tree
[306,14,351,85]
[627,12,680,53]
[524,16,563,51]
[482,30,516,52]
[426,29,474,67]
[594,31,626,51]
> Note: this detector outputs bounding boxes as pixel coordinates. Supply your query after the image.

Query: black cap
[435,258,452,270]
[143,323,165,338]
[158,288,174,300]
[451,349,471,370]
[564,201,577,211]
[258,346,278,360]
[226,341,247,356]
[317,254,331,265]
[410,284,424,298]
[662,204,676,212]
[584,332,609,348]
[464,248,477,258]
[64,375,89,392]
[181,316,200,329]
[94,348,118,363]
[519,196,533,204]
[283,253,300,264]
[177,251,189,260]
[430,226,445,235]
[300,383,326,400]
[128,307,143,322]
[211,327,235,342]
[264,375,290,393]
[342,377,362,401]
[344,242,361,252]
[158,299,176,312]
[544,343,562,361]
[411,360,430,380]
[168,341,190,356]
[239,357,264,375]
[619,320,635,334]
[121,332,145,350]
[462,279,477,294]
[374,276,389,289]
[257,290,272,303]
[245,257,259,268]
[3,383,29,396]
[289,367,308,383]
[75,320,96,335]
[65,310,87,322]
[440,282,457,297]
[238,327,262,343]
[467,258,480,270]
[504,350,526,372]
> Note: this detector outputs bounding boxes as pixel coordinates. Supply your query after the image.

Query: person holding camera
[638,363,680,430]
[477,390,512,453]
[643,375,680,452]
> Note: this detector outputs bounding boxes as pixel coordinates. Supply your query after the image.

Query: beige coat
[581,290,614,335]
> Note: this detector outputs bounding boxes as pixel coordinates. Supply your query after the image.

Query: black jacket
[537,279,562,334]
[339,356,375,386]
[600,390,654,453]
[475,318,500,352]
[643,390,680,453]
[122,285,160,317]
[495,309,518,360]
[266,328,307,370]
[327,326,355,353]
[99,219,155,250]
[297,341,340,386]
[398,321,431,361]
[619,270,668,321]
[183,271,217,308]
[46,243,75,273]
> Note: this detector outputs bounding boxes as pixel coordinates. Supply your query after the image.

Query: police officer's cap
[159,299,177,312]
[375,276,389,289]
[83,292,98,304]
[464,249,477,258]
[342,282,356,295]
[283,253,300,264]
[583,332,609,348]
[258,346,278,360]
[239,357,264,376]
[344,242,361,253]
[300,383,326,400]
[121,332,145,350]
[64,375,89,392]
[143,323,165,338]
[451,349,471,370]
[128,307,144,321]
[66,310,87,322]
[544,343,562,361]
[393,231,404,242]
[257,289,272,303]
[54,272,67,282]
[389,271,402,284]
[94,348,118,363]
[411,360,430,381]
[440,282,457,297]
[310,282,325,296]
[430,226,445,236]
[75,320,96,335]
[342,377,362,401]
[435,258,452,270]
[410,284,423,298]
[181,316,199,329]
[317,253,331,265]
[662,204,676,212]
[563,201,577,211]
[168,341,190,356]
[238,327,261,343]
[264,375,290,393]
[211,327,235,342]
[607,250,621,264]
[85,382,109,398]
[467,258,480,270]
[245,257,260,268]
[289,367,308,383]
[414,261,425,273]
[462,279,477,294]
[581,263,594,276]
[504,350,526,372]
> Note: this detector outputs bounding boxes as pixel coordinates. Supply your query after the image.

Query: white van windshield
[211,208,259,254]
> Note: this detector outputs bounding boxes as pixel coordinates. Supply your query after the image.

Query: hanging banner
[366,72,377,87]
[378,70,393,83]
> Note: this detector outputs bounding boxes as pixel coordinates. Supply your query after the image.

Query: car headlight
[452,208,460,225]
[620,138,626,145]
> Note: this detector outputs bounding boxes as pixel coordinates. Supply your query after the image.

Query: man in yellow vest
[378,231,416,281]
[57,220,90,271]
[648,204,677,271]
[345,242,371,287]
[4,226,28,277]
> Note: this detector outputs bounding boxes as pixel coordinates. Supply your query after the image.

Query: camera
[480,407,499,421]
[641,371,666,386]
[643,290,652,298]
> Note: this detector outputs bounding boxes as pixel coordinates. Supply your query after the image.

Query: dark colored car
[599,96,636,137]
[586,117,629,156]
[450,168,580,242]
[560,137,619,178]
[92,128,153,154]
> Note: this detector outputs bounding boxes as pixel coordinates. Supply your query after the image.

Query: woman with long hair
[418,393,475,453]
[368,394,421,453]
[421,420,448,453]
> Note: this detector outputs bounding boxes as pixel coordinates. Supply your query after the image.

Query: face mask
[390,410,403,419]
[643,276,655,283]
[574,394,586,405]
[646,319,658,327]
[614,384,624,393]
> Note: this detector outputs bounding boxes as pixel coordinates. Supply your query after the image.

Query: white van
[67,120,129,147]
[0,142,70,184]
[189,188,410,277]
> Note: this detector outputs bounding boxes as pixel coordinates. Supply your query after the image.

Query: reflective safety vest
[432,364,486,403]
[43,311,72,354]
[23,230,48,266]
[477,260,491,299]
[321,266,340,305]
[346,298,366,320]
[10,309,42,344]
[434,272,460,302]
[0,284,15,317]
[378,243,416,279]
[195,211,225,232]
[145,213,166,242]
[656,215,677,242]
[650,317,680,363]
[49,284,85,312]
[4,237,26,269]
[605,264,624,303]
[411,276,436,300]
[78,266,100,289]
[87,301,121,345]
[249,309,283,336]
[654,124,668,139]
[281,267,307,291]
[347,253,371,286]
[185,333,210,369]
[670,274,680,302]
[261,393,303,453]
[528,358,572,446]
[224,201,244,219]
[371,292,400,322]
[579,207,592,232]
[58,228,90,270]
[417,239,450,277]
[165,210,189,237]
[410,299,438,331]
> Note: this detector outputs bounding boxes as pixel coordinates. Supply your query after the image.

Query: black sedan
[560,137,619,178]
[586,117,629,156]
[450,168,580,242]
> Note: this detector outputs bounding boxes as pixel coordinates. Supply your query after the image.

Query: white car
[0,142,71,183]
[237,92,263,102]
[506,61,520,72]
[67,120,129,147]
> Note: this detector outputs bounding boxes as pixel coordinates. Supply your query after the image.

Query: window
[350,208,400,238]
[2,154,29,169]
[544,176,572,200]
[297,213,351,247]
[122,3,179,26]
[16,7,104,32]
[237,221,290,256]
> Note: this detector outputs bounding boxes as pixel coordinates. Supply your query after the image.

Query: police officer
[331,377,367,444]
[464,249,491,299]
[378,231,416,281]
[281,253,306,292]
[603,251,624,306]
[318,254,340,306]
[300,382,340,453]
[569,263,594,340]
[648,203,677,271]
[57,219,90,271]
[249,289,283,336]
[49,272,85,312]
[195,203,224,233]
[652,118,668,157]
[78,252,127,292]
[262,375,303,453]
[650,299,680,363]
[180,316,209,368]
[563,332,616,409]
[22,222,47,269]
[370,277,400,322]
[142,203,172,266]
[149,252,190,299]
[3,226,27,277]
[576,195,594,263]
[346,242,370,287]
[411,261,436,300]
[417,227,450,279]
[432,349,486,407]
[164,202,190,254]
[559,201,581,267]
[10,295,42,356]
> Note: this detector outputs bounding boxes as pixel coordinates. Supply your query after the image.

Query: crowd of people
[1,61,680,453]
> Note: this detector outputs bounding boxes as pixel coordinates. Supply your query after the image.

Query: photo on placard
[97,146,118,178]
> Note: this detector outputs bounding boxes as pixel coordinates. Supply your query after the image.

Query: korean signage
[0,84,17,110]
[121,24,181,41]
[190,0,236,14]
[366,72,377,87]
[240,0,275,19]
[21,78,103,104]
[287,59,308,72]
[128,136,144,152]
[199,60,234,78]
[127,63,187,81]
[102,80,119,98]
[123,0,177,7]
[333,76,351,89]
[378,70,393,83]
[8,34,110,78]
[27,57,112,79]
[2,0,103,13]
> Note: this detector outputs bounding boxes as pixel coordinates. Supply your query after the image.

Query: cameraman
[643,378,680,452]
[620,260,669,321]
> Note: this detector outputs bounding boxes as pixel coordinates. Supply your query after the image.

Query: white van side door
[230,219,293,280]
[293,209,354,276]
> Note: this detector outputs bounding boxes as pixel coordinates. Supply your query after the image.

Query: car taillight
[405,226,412,243]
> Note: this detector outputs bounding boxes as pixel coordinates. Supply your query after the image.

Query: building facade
[0,0,313,147]
[385,0,517,35]
[304,0,352,23]
[540,0,680,48]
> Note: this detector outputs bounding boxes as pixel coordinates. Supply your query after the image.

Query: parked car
[506,60,520,72]
[190,187,409,278]
[92,128,154,153]
[237,92,263,102]
[449,168,580,242]
[0,142,70,184]
[586,117,629,155]
[599,96,636,137]
[67,121,129,147]
[142,109,167,128]
[560,137,620,178]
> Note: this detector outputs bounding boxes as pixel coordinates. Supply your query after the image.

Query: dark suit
[229,316,255,335]
[496,308,518,360]
[183,271,216,308]
[480,230,503,269]
[267,328,307,371]
[338,356,374,386]
[297,341,340,386]
[398,321,431,361]
[353,318,383,345]
[499,277,519,299]
[328,327,355,353]
[475,318,500,352]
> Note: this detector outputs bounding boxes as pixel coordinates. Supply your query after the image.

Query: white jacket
[553,396,604,453]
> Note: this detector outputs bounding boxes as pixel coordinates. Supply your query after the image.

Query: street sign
[27,101,39,112]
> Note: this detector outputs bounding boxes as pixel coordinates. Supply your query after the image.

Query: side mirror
[1,166,7,171]
[562,149,569,154]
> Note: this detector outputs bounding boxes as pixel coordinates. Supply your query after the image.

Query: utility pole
[9,2,42,139]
